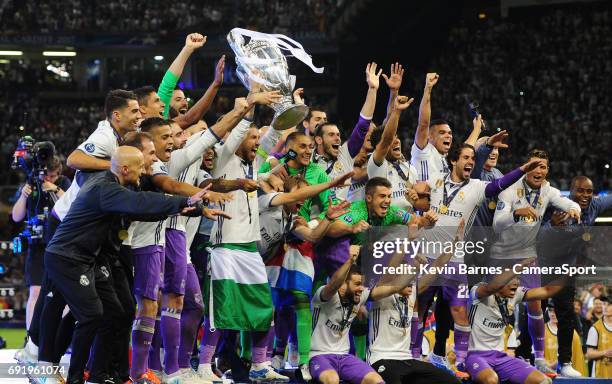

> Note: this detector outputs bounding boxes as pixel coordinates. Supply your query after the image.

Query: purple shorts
[183,264,204,311]
[419,261,469,308]
[163,229,187,295]
[309,354,375,384]
[466,350,536,383]
[132,245,165,300]
[489,259,541,289]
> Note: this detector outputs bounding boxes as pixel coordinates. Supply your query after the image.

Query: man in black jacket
[41,146,217,384]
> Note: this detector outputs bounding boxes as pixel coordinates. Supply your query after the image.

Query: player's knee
[139,298,158,318]
[319,370,340,384]
[361,372,384,384]
[450,306,468,323]
[525,371,551,384]
[476,370,499,384]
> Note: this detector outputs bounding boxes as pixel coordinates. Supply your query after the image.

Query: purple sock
[178,307,203,369]
[410,316,422,358]
[453,324,471,364]
[251,330,270,364]
[266,324,275,360]
[528,313,545,359]
[274,307,294,355]
[199,317,221,364]
[162,307,182,374]
[148,317,162,371]
[130,316,156,379]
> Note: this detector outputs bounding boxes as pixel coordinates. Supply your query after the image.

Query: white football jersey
[468,284,527,352]
[410,142,449,182]
[367,290,416,365]
[422,175,487,262]
[310,286,370,358]
[53,120,120,220]
[367,156,417,212]
[257,192,292,259]
[312,142,354,201]
[210,119,263,245]
[491,176,580,260]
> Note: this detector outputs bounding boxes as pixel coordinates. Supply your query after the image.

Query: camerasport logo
[84,143,96,153]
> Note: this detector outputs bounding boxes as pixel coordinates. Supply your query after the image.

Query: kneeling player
[467,263,563,384]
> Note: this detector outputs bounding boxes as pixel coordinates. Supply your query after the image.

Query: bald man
[41,146,206,384]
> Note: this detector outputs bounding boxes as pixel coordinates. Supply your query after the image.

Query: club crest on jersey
[435,179,444,189]
[516,188,525,198]
[100,266,109,279]
[80,275,90,286]
[84,143,95,153]
[344,215,353,224]
[458,190,465,201]
[334,162,343,171]
[496,201,505,210]
[377,366,386,373]
[160,165,168,173]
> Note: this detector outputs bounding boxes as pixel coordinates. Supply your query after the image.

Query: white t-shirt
[410,142,449,182]
[312,142,354,201]
[367,290,416,365]
[422,175,487,262]
[491,176,580,260]
[367,156,417,212]
[257,192,292,259]
[210,119,263,245]
[310,286,371,358]
[53,120,120,220]
[184,169,212,263]
[468,284,528,352]
[125,160,170,248]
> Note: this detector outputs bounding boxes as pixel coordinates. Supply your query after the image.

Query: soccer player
[42,146,219,384]
[311,62,379,200]
[491,149,580,375]
[466,265,564,384]
[367,93,417,211]
[586,303,612,378]
[417,144,547,375]
[410,73,452,182]
[308,242,419,384]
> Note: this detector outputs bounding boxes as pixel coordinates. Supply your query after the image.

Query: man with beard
[537,175,612,377]
[308,243,421,384]
[312,62,381,201]
[410,73,453,182]
[367,93,417,211]
[491,149,580,376]
[41,146,217,384]
[417,144,546,376]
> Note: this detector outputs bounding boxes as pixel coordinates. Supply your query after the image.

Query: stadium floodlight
[0,51,23,56]
[154,55,164,61]
[43,51,77,57]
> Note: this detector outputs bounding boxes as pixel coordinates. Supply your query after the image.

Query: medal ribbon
[442,175,469,208]
[522,179,541,210]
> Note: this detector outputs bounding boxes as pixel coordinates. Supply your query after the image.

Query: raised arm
[269,172,354,206]
[174,55,224,129]
[372,95,415,166]
[346,63,380,157]
[99,182,188,216]
[159,33,206,118]
[474,257,536,299]
[484,158,545,199]
[320,250,359,301]
[414,73,439,150]
[472,130,508,179]
[549,187,581,221]
[464,114,483,147]
[291,200,351,243]
[381,62,404,126]
[523,283,564,301]
[67,150,111,171]
[153,174,203,196]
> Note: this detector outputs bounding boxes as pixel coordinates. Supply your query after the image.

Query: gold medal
[582,232,591,242]
[118,229,129,241]
[488,201,497,210]
[248,191,257,198]
[334,161,343,171]
[439,205,448,214]
[283,243,289,252]
[525,216,533,223]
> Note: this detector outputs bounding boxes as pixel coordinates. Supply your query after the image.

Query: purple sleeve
[485,167,524,198]
[346,115,372,158]
[272,152,284,159]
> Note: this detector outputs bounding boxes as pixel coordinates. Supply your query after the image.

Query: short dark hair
[570,175,592,190]
[132,86,157,106]
[314,122,338,138]
[526,148,548,161]
[105,89,137,119]
[305,106,325,121]
[446,143,475,169]
[369,125,385,149]
[122,131,153,151]
[430,118,451,127]
[48,156,62,173]
[365,177,392,195]
[284,175,308,191]
[284,131,309,148]
[139,117,169,133]
[346,264,362,281]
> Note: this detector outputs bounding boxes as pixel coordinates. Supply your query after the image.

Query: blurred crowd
[0,0,342,36]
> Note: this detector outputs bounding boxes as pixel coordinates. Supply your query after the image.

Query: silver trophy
[228,28,322,130]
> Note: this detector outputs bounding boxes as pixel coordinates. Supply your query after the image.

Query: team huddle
[13,33,612,384]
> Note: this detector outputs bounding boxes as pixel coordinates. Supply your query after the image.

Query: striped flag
[209,246,273,331]
[266,241,315,296]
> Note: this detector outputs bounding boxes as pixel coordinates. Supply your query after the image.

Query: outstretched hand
[365,62,383,90]
[486,129,509,149]
[213,55,225,86]
[382,62,404,91]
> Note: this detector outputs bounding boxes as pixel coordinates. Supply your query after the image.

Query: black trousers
[42,252,103,383]
[371,359,460,384]
[551,280,576,365]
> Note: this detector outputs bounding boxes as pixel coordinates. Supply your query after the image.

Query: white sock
[198,363,212,372]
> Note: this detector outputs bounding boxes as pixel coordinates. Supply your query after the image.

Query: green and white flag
[208,245,273,331]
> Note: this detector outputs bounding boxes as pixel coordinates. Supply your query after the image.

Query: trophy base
[271,104,309,130]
